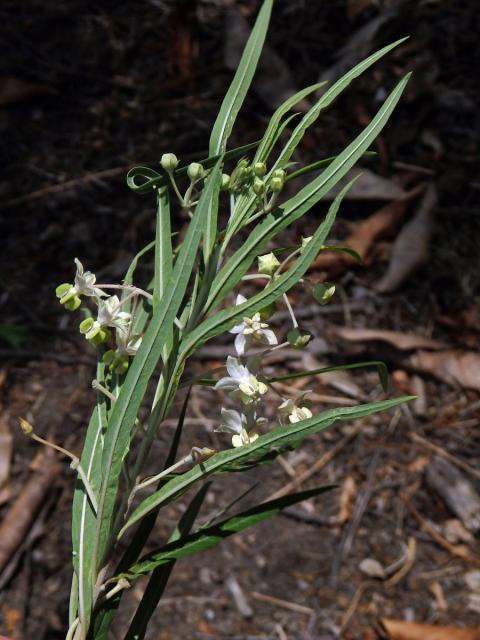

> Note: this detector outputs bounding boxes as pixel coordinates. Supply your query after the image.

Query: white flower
[73,259,105,298]
[230,294,277,355]
[215,356,268,404]
[278,392,313,424]
[116,331,142,357]
[215,408,265,448]
[97,295,131,333]
[301,236,312,252]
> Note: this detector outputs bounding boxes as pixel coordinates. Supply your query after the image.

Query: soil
[1,1,479,639]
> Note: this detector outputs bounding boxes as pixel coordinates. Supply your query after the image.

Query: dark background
[0,1,479,638]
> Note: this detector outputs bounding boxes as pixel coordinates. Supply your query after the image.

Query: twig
[400,491,480,565]
[1,165,132,208]
[409,431,480,480]
[331,451,380,586]
[266,423,362,502]
[251,591,314,616]
[384,536,416,587]
[226,576,253,618]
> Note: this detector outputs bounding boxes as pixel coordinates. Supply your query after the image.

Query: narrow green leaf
[120,396,414,534]
[124,483,211,640]
[320,244,362,263]
[94,160,223,571]
[206,73,411,312]
[209,0,273,155]
[285,151,376,183]
[153,186,172,308]
[71,362,107,636]
[119,486,334,581]
[202,167,222,263]
[268,360,389,393]
[254,82,326,163]
[272,38,409,172]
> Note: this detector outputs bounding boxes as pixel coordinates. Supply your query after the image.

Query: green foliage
[54,4,411,638]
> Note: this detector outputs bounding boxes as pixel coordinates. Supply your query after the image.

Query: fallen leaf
[375,183,437,292]
[338,476,356,524]
[444,519,473,544]
[382,619,480,640]
[312,200,407,277]
[336,326,448,351]
[359,558,386,579]
[409,349,480,391]
[1,605,20,638]
[0,76,52,107]
[429,580,448,611]
[0,411,12,505]
[324,169,406,201]
[224,9,307,111]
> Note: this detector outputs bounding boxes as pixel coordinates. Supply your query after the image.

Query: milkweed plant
[20,2,413,638]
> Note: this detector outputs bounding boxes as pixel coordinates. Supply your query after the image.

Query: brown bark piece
[382,618,480,640]
[0,446,59,573]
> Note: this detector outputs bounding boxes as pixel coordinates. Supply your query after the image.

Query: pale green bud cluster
[257,252,280,276]
[187,162,205,181]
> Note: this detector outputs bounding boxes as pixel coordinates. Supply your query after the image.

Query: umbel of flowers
[56,259,144,374]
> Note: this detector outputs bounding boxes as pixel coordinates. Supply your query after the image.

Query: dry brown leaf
[0,76,52,107]
[382,619,480,640]
[336,326,448,351]
[0,411,12,506]
[338,475,356,524]
[409,349,480,391]
[312,200,406,277]
[375,183,437,292]
[324,169,406,201]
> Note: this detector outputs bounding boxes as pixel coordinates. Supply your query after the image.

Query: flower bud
[270,177,283,193]
[254,162,267,177]
[79,317,95,335]
[287,327,313,349]
[160,153,179,172]
[187,162,205,181]
[56,283,72,299]
[90,327,110,346]
[257,252,280,276]
[313,282,335,305]
[273,168,286,181]
[221,173,231,191]
[19,417,33,435]
[253,178,265,196]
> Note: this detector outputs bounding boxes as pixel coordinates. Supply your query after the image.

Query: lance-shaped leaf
[120,396,413,535]
[93,160,223,571]
[118,486,335,583]
[153,186,172,308]
[268,361,389,392]
[207,73,411,312]
[209,0,273,155]
[71,362,107,636]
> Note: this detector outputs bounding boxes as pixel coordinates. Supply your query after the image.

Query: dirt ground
[1,1,480,638]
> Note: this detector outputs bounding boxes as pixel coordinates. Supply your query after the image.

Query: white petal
[231,434,244,448]
[262,329,278,346]
[229,322,245,334]
[235,294,247,305]
[214,376,238,391]
[226,356,248,380]
[234,333,246,356]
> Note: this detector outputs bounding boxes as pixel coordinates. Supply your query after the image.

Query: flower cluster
[56,259,142,374]
[214,292,313,449]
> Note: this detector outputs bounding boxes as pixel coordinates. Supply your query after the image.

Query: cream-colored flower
[230,294,277,355]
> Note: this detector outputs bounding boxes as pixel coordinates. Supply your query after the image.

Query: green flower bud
[64,295,81,311]
[114,356,129,375]
[254,162,267,177]
[160,153,179,172]
[287,327,313,349]
[103,349,116,366]
[221,173,231,191]
[270,177,283,193]
[313,282,336,305]
[253,178,265,195]
[187,162,205,181]
[273,169,286,181]
[257,252,280,275]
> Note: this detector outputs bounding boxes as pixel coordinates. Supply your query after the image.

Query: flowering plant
[21,2,413,638]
